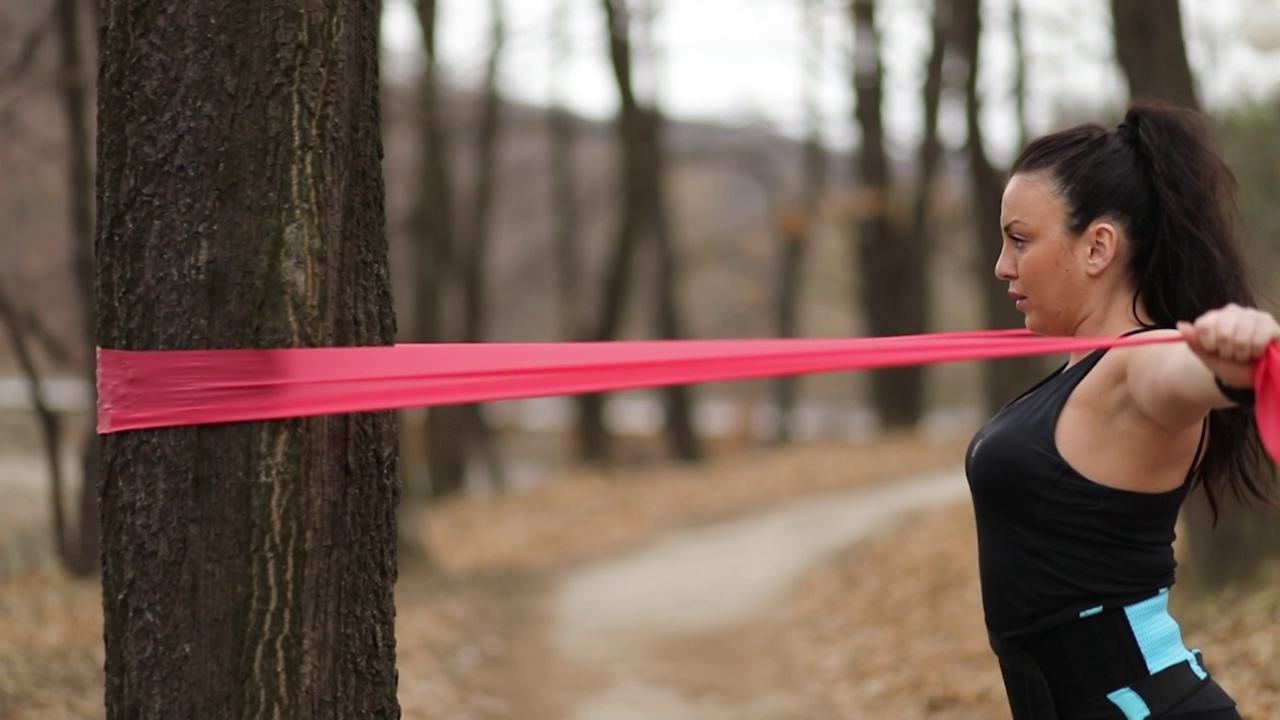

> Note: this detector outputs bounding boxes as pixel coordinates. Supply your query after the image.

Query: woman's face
[995,172,1090,336]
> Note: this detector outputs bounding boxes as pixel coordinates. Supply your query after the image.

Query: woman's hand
[1177,303,1280,390]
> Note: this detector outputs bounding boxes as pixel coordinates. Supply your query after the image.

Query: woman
[965,100,1279,720]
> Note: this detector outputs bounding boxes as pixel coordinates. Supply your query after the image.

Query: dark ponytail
[1010,100,1274,515]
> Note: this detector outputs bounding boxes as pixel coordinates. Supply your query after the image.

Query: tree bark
[96,1,400,716]
[851,0,927,430]
[53,0,100,577]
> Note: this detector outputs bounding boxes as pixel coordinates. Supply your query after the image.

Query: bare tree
[50,0,99,576]
[573,0,646,463]
[645,106,701,461]
[903,0,949,330]
[549,0,586,341]
[0,0,99,576]
[771,0,828,444]
[850,0,927,429]
[412,0,468,497]
[635,1,700,461]
[457,0,509,486]
[1109,0,1280,587]
[584,0,701,462]
[0,279,76,572]
[1111,0,1198,107]
[953,0,1044,413]
[0,7,52,98]
[1009,0,1030,149]
[97,0,399,715]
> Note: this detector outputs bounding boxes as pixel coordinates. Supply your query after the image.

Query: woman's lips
[1008,290,1027,310]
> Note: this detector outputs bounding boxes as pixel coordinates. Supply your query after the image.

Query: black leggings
[1067,679,1240,719]
[1156,680,1240,719]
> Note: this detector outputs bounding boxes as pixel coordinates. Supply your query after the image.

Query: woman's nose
[994,245,1015,280]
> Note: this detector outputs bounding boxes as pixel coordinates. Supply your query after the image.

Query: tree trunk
[547,3,598,458]
[773,0,826,444]
[577,0,647,463]
[1010,0,1030,149]
[53,0,100,577]
[1182,493,1280,590]
[1110,0,1198,107]
[644,109,701,461]
[549,0,585,341]
[1109,0,1278,588]
[954,0,1043,413]
[913,0,948,229]
[457,0,508,487]
[904,0,949,331]
[412,0,468,498]
[96,1,400,716]
[0,280,75,573]
[851,0,926,430]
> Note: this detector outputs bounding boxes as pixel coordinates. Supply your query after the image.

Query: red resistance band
[97,329,1280,463]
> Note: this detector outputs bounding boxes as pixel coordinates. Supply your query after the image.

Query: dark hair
[1010,100,1273,516]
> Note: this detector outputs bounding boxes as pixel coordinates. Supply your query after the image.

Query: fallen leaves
[2,432,1275,719]
[421,433,971,574]
[780,501,1280,719]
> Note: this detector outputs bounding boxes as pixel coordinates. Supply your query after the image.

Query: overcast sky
[380,0,1280,165]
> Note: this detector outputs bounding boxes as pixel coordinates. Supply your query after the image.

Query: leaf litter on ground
[2,431,1276,719]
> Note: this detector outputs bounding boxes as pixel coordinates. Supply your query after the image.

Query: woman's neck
[1067,293,1154,363]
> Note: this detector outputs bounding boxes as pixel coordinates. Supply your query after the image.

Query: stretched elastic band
[96,331,1280,463]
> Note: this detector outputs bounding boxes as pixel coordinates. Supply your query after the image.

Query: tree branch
[0,275,72,568]
[0,6,54,93]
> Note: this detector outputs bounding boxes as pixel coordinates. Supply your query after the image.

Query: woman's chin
[1022,316,1050,337]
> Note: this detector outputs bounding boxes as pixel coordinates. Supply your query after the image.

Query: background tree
[1009,0,1030,149]
[0,278,82,572]
[771,0,827,444]
[1111,0,1198,107]
[50,0,99,579]
[457,0,509,487]
[412,0,469,497]
[953,0,1044,413]
[0,0,104,577]
[634,1,700,461]
[1109,0,1280,587]
[549,0,587,343]
[850,0,927,430]
[0,0,102,578]
[96,0,400,715]
[583,0,701,462]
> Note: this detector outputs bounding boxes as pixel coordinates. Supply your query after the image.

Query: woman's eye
[1011,236,1027,248]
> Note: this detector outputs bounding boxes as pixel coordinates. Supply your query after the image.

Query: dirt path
[509,468,969,720]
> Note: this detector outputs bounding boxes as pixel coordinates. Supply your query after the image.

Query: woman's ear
[1082,221,1121,277]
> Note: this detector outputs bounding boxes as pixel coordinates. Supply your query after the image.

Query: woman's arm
[1126,304,1279,430]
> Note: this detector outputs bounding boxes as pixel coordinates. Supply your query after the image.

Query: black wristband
[1214,376,1256,407]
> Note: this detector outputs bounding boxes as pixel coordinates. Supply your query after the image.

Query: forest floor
[1,432,1278,719]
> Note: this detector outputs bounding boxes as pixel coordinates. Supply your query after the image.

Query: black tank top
[965,339,1196,636]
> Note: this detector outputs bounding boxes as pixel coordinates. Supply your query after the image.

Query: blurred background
[1,0,1279,718]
